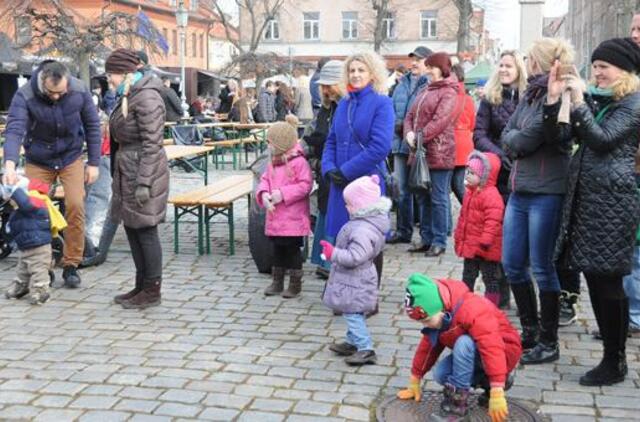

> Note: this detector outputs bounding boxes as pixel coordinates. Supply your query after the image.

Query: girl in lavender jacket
[256,116,313,299]
[320,175,391,366]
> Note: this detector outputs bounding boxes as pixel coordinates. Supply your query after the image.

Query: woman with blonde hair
[473,49,527,309]
[321,52,394,330]
[105,48,169,309]
[501,38,574,365]
[547,38,640,386]
[474,50,527,198]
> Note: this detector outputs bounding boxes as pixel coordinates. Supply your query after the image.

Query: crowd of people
[1,15,640,422]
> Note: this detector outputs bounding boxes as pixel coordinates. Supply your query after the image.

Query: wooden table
[164,145,214,185]
[169,173,253,255]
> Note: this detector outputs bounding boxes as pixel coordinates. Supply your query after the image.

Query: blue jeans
[623,246,640,329]
[432,335,483,390]
[84,156,112,247]
[451,166,466,205]
[393,154,413,240]
[310,212,331,270]
[343,313,373,351]
[502,193,563,292]
[416,169,452,248]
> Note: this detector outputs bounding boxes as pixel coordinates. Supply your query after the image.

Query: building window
[264,19,279,40]
[190,0,198,11]
[199,34,204,58]
[383,11,395,39]
[15,15,31,45]
[342,12,358,40]
[192,33,197,57]
[162,28,169,55]
[303,12,319,40]
[169,0,176,6]
[172,29,177,55]
[421,10,437,39]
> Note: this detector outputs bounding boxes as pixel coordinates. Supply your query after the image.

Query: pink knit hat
[466,156,485,177]
[343,175,381,213]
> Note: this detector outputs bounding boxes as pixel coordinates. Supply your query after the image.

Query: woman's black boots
[521,291,560,364]
[510,282,539,350]
[580,298,628,386]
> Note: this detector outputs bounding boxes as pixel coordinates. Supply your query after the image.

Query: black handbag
[408,134,431,193]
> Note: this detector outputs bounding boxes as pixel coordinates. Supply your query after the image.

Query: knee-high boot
[510,282,539,350]
[521,291,560,365]
[580,297,628,386]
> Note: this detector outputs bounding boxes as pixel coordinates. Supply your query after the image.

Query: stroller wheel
[0,238,12,259]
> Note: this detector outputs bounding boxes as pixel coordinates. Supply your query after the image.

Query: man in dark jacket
[160,77,183,122]
[304,60,343,279]
[2,60,101,289]
[389,46,431,246]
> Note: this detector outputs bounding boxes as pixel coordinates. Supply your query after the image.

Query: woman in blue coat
[321,52,393,310]
[322,52,394,240]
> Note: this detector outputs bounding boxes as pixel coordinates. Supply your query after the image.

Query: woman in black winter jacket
[501,38,574,366]
[546,38,640,386]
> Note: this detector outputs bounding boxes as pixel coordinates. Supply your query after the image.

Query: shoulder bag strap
[347,100,391,175]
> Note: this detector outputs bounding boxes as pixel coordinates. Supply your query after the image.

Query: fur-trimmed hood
[467,150,501,189]
[349,196,391,234]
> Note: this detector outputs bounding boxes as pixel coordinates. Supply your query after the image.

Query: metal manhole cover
[376,392,542,422]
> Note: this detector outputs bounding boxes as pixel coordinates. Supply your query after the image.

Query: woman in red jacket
[397,274,521,422]
[454,151,505,305]
[451,65,477,205]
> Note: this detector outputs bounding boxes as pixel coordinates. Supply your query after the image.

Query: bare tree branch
[1,0,164,84]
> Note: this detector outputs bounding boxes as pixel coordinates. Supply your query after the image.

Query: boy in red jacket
[398,273,522,422]
[454,151,505,305]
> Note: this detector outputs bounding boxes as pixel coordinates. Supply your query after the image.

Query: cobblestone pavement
[0,166,638,422]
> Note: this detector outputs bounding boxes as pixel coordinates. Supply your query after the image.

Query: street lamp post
[176,0,189,117]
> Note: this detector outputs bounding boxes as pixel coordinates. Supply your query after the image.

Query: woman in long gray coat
[105,49,169,309]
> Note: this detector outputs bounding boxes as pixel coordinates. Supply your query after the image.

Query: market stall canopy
[197,69,228,82]
[464,61,493,89]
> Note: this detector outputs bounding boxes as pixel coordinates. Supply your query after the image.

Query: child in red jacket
[398,273,522,422]
[454,151,505,305]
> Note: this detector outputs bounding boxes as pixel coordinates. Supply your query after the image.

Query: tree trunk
[78,52,91,87]
[456,0,473,53]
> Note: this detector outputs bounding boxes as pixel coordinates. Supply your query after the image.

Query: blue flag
[137,11,169,55]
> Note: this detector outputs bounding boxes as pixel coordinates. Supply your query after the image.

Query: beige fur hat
[267,115,299,155]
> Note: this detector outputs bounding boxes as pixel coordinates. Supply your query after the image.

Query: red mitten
[319,240,334,261]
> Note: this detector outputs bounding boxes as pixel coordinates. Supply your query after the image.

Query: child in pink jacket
[256,116,313,298]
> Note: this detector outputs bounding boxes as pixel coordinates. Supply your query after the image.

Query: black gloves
[326,169,348,188]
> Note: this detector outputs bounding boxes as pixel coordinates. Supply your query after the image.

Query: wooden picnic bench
[164,145,214,184]
[168,173,253,255]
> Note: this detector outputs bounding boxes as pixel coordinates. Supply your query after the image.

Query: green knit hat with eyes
[405,273,444,317]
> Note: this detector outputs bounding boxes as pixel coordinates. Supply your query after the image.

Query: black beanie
[591,38,640,73]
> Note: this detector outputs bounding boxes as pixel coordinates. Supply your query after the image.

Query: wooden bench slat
[165,145,214,160]
[204,140,242,148]
[201,178,253,207]
[169,174,251,206]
